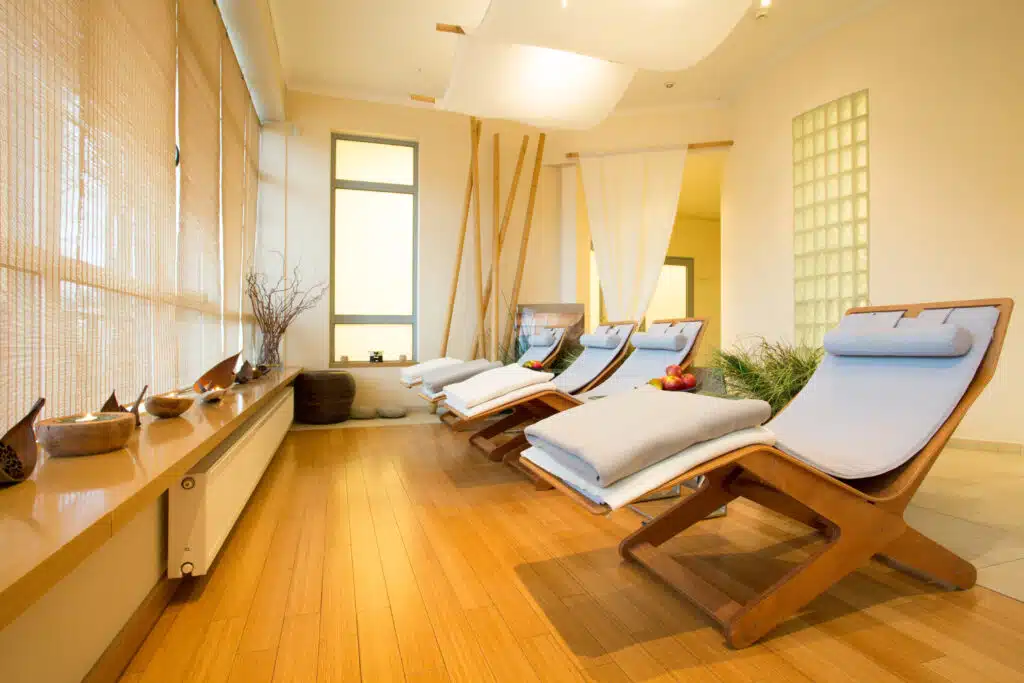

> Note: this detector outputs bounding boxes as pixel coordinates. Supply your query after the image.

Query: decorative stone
[350,406,376,420]
[377,406,407,419]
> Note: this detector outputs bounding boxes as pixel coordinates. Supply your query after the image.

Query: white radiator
[168,388,293,578]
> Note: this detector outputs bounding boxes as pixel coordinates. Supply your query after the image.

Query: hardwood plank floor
[123,425,1024,683]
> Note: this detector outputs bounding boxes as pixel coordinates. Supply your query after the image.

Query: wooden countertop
[0,367,301,630]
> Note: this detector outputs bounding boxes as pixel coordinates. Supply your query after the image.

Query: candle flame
[77,412,98,423]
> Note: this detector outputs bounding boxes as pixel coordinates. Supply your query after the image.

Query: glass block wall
[793,90,869,346]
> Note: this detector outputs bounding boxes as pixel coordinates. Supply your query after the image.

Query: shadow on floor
[514,530,943,656]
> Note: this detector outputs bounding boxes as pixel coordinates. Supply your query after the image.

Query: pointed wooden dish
[100,386,149,427]
[193,352,241,393]
[0,398,46,485]
[235,360,254,384]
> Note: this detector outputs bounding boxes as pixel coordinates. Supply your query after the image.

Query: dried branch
[245,252,328,365]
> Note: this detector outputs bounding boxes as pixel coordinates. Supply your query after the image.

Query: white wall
[258,92,562,409]
[722,0,1024,444]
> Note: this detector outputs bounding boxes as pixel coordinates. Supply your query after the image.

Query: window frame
[328,132,419,367]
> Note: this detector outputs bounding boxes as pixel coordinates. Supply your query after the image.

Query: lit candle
[76,412,98,423]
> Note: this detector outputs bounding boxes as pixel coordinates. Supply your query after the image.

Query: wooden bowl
[36,412,135,457]
[144,394,195,419]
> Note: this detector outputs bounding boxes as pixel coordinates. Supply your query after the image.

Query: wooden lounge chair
[519,299,1013,648]
[446,317,706,478]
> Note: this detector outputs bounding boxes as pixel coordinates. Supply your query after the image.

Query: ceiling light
[756,0,772,19]
[664,82,675,89]
[759,0,772,7]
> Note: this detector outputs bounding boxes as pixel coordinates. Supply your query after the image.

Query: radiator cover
[168,388,293,578]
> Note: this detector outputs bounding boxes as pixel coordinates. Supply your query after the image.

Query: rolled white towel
[400,357,462,383]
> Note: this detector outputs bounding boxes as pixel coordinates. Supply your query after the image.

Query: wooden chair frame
[449,317,706,481]
[519,299,1013,648]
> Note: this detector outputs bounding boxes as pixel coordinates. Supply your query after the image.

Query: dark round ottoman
[294,371,356,424]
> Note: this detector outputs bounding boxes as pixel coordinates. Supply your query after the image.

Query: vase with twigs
[245,255,328,367]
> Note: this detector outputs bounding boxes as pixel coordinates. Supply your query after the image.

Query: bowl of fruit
[523,360,545,371]
[648,364,699,393]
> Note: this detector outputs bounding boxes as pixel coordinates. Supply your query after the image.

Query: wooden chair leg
[877,526,976,589]
[726,527,895,648]
[620,470,738,557]
[471,407,530,441]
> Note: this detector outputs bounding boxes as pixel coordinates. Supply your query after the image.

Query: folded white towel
[522,427,776,509]
[444,364,554,411]
[400,357,462,382]
[525,390,770,486]
[446,382,557,418]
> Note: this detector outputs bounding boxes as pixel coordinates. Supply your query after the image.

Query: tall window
[330,134,418,365]
[793,90,869,347]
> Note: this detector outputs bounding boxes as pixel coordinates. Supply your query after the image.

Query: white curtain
[438,36,635,130]
[580,150,687,321]
[470,0,750,72]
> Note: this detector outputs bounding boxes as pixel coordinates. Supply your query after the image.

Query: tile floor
[906,445,1024,601]
[292,414,1024,602]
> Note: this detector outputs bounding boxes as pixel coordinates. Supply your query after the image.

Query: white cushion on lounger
[555,323,634,394]
[401,357,462,383]
[522,427,776,510]
[518,328,566,365]
[630,332,686,351]
[579,331,620,349]
[445,364,554,412]
[769,306,998,480]
[525,390,771,486]
[447,382,557,418]
[823,323,972,357]
[577,321,702,400]
[529,330,556,347]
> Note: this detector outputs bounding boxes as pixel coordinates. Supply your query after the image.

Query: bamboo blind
[222,34,246,354]
[0,0,260,427]
[179,0,224,382]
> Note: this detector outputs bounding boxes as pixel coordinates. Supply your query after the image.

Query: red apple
[662,375,685,391]
[665,364,683,378]
[524,360,544,370]
[680,373,697,390]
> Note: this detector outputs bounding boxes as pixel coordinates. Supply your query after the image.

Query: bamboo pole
[439,118,480,357]
[490,133,500,360]
[471,121,485,360]
[471,134,528,358]
[501,133,546,355]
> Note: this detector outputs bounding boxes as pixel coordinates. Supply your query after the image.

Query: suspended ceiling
[268,0,884,114]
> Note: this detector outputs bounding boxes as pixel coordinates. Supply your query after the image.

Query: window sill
[332,360,416,369]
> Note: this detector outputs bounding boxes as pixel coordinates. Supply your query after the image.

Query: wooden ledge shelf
[0,367,302,631]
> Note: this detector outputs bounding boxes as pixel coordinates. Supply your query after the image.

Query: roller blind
[222,34,246,354]
[0,0,177,426]
[0,0,260,428]
[178,0,224,381]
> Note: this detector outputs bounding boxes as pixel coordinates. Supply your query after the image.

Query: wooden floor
[122,425,1024,683]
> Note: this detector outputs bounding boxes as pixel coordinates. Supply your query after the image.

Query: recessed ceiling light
[664,81,675,89]
[759,0,772,7]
